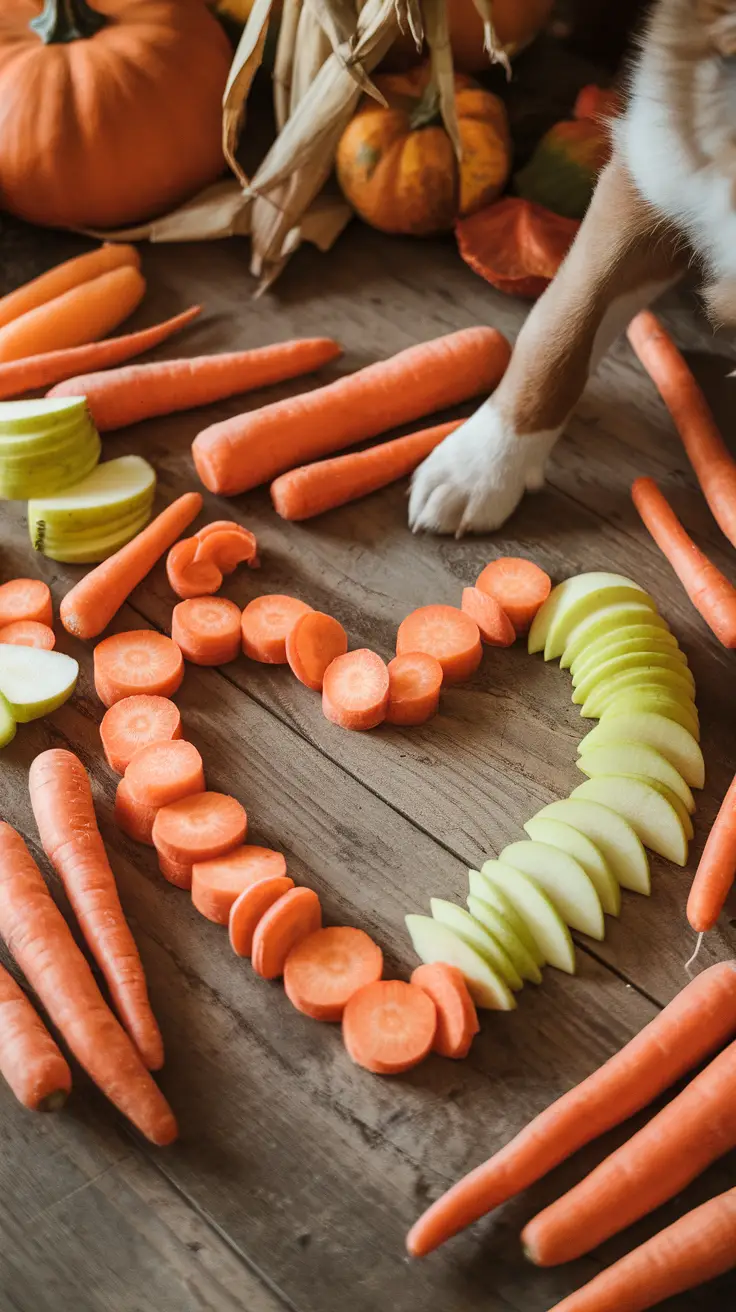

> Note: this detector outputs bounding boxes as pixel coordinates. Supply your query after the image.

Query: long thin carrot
[60,491,202,640]
[192,326,512,496]
[0,306,201,400]
[632,477,736,647]
[49,338,343,431]
[0,822,176,1145]
[0,265,146,364]
[688,774,736,932]
[270,419,463,521]
[628,310,736,549]
[548,1186,736,1312]
[29,748,164,1071]
[406,960,736,1257]
[0,244,140,334]
[0,960,72,1112]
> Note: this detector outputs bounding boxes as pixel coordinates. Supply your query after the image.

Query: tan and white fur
[409,0,736,537]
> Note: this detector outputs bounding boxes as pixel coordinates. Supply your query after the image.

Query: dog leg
[409,155,686,536]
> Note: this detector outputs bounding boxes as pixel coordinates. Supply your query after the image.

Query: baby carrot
[0,579,52,629]
[0,961,72,1112]
[241,595,313,664]
[114,777,157,847]
[251,886,323,980]
[286,611,348,691]
[171,596,242,665]
[94,631,184,707]
[284,926,384,1022]
[0,620,55,650]
[125,739,204,810]
[687,774,736,932]
[322,649,390,731]
[411,963,479,1059]
[386,652,444,726]
[476,557,552,634]
[100,695,182,775]
[228,875,295,958]
[192,846,287,925]
[461,586,515,647]
[342,979,437,1075]
[0,243,139,333]
[0,265,146,363]
[192,326,511,496]
[396,604,482,683]
[61,491,203,640]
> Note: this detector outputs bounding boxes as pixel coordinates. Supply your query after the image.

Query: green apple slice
[467,869,545,965]
[34,498,152,549]
[0,645,78,723]
[523,816,621,916]
[577,742,695,813]
[405,915,516,1010]
[529,574,655,661]
[34,505,153,564]
[0,396,89,437]
[531,798,650,894]
[28,456,156,535]
[0,691,16,749]
[578,712,704,788]
[570,628,680,681]
[561,603,670,669]
[571,777,688,866]
[601,691,700,740]
[582,667,696,719]
[480,862,576,974]
[635,778,694,840]
[430,898,523,990]
[499,841,605,940]
[573,651,694,706]
[0,429,100,500]
[466,894,543,983]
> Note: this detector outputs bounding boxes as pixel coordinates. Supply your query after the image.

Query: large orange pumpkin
[0,0,233,230]
[385,0,554,73]
[336,67,511,237]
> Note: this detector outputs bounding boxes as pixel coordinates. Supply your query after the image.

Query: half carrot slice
[284,926,384,1022]
[94,630,184,707]
[476,557,551,634]
[286,611,348,690]
[100,695,182,775]
[322,649,389,731]
[411,963,479,1059]
[114,777,157,847]
[153,791,247,864]
[386,652,443,726]
[251,887,323,980]
[125,739,205,810]
[0,620,55,650]
[461,587,515,647]
[193,846,287,925]
[166,537,222,600]
[228,875,295,957]
[342,980,437,1075]
[171,596,242,666]
[241,594,313,664]
[396,605,482,684]
[0,578,52,628]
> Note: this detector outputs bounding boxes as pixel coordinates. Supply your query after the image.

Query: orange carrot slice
[100,695,182,775]
[192,846,288,925]
[322,649,389,731]
[476,557,552,634]
[0,620,55,650]
[228,875,295,957]
[286,611,348,691]
[157,852,194,890]
[396,604,482,683]
[342,980,437,1075]
[194,526,259,574]
[241,594,313,664]
[411,963,480,1059]
[125,739,205,810]
[251,886,323,980]
[171,596,242,666]
[166,537,222,600]
[93,630,184,708]
[284,926,384,1022]
[152,792,247,865]
[386,652,443,726]
[0,579,52,628]
[461,586,516,646]
[114,777,157,847]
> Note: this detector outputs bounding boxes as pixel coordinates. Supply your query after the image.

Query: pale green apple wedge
[577,743,695,813]
[430,899,523,990]
[35,508,153,564]
[480,862,576,974]
[573,651,694,707]
[560,603,670,669]
[466,894,543,983]
[529,574,656,661]
[571,777,688,866]
[0,692,16,749]
[499,841,605,940]
[34,498,152,550]
[601,691,700,740]
[0,415,97,460]
[531,798,650,894]
[28,456,156,536]
[635,778,694,840]
[571,633,683,684]
[582,668,696,719]
[0,396,89,437]
[0,646,78,723]
[467,870,545,965]
[579,712,704,788]
[0,430,100,499]
[523,816,621,916]
[405,915,516,1010]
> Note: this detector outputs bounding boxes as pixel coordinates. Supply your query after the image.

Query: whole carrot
[60,491,202,640]
[407,961,736,1257]
[631,477,736,647]
[0,823,176,1145]
[0,960,72,1112]
[48,337,342,431]
[548,1186,736,1312]
[0,265,146,364]
[29,749,164,1071]
[0,243,139,333]
[688,774,736,932]
[628,311,736,549]
[192,326,511,496]
[0,306,201,401]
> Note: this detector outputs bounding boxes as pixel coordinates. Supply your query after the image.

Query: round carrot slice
[461,586,515,647]
[476,557,551,634]
[342,979,437,1075]
[396,604,482,684]
[125,738,204,809]
[193,846,287,925]
[386,652,443,726]
[251,886,322,980]
[0,619,55,650]
[228,874,295,957]
[411,963,480,1059]
[158,851,193,890]
[171,596,242,666]
[322,649,389,731]
[286,611,348,690]
[194,526,258,573]
[152,791,247,864]
[114,776,157,846]
[241,594,313,664]
[100,695,182,775]
[166,537,222,600]
[0,578,52,628]
[93,630,184,707]
[284,926,384,1022]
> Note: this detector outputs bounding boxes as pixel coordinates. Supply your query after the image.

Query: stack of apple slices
[29,455,156,563]
[407,572,705,1019]
[0,398,100,500]
[0,645,79,748]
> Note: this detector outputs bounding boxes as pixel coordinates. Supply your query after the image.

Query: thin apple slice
[522,815,621,916]
[531,798,650,894]
[467,869,545,965]
[480,862,576,974]
[430,898,523,990]
[499,841,605,940]
[0,691,16,748]
[578,711,704,788]
[560,603,670,669]
[405,914,516,1010]
[29,455,156,534]
[601,691,700,740]
[636,778,694,840]
[34,505,153,564]
[577,742,695,813]
[0,396,89,437]
[573,651,694,706]
[466,894,543,983]
[582,667,696,719]
[0,645,78,723]
[570,629,680,682]
[529,574,655,661]
[571,777,688,866]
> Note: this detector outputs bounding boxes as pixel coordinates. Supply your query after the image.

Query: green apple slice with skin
[577,742,695,813]
[522,816,620,916]
[634,778,694,840]
[466,894,543,983]
[0,691,16,749]
[561,603,670,669]
[573,651,694,706]
[34,497,153,550]
[578,712,704,789]
[0,645,78,723]
[34,505,153,564]
[0,415,98,460]
[0,435,100,500]
[0,396,89,438]
[480,862,576,973]
[500,841,605,940]
[430,898,523,990]
[571,633,684,685]
[601,690,700,740]
[582,667,696,719]
[531,798,650,894]
[529,574,656,661]
[571,777,688,866]
[28,456,156,536]
[405,915,516,1010]
[467,869,545,965]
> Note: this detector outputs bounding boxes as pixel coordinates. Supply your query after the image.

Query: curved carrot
[0,266,146,363]
[0,822,176,1145]
[411,963,479,1059]
[284,926,384,1022]
[343,979,436,1075]
[94,630,184,707]
[407,961,736,1257]
[61,491,202,640]
[166,537,222,600]
[0,961,72,1112]
[461,586,515,646]
[0,620,55,650]
[0,579,52,629]
[0,244,140,333]
[251,886,323,980]
[475,557,552,634]
[688,774,736,932]
[192,326,512,496]
[100,695,182,775]
[632,477,736,648]
[322,649,389,731]
[171,596,242,665]
[29,749,164,1072]
[396,604,482,684]
[386,652,444,727]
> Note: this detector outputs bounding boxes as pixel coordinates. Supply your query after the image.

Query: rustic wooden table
[1,213,735,1312]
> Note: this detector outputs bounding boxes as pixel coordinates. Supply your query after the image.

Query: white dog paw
[408,400,560,537]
